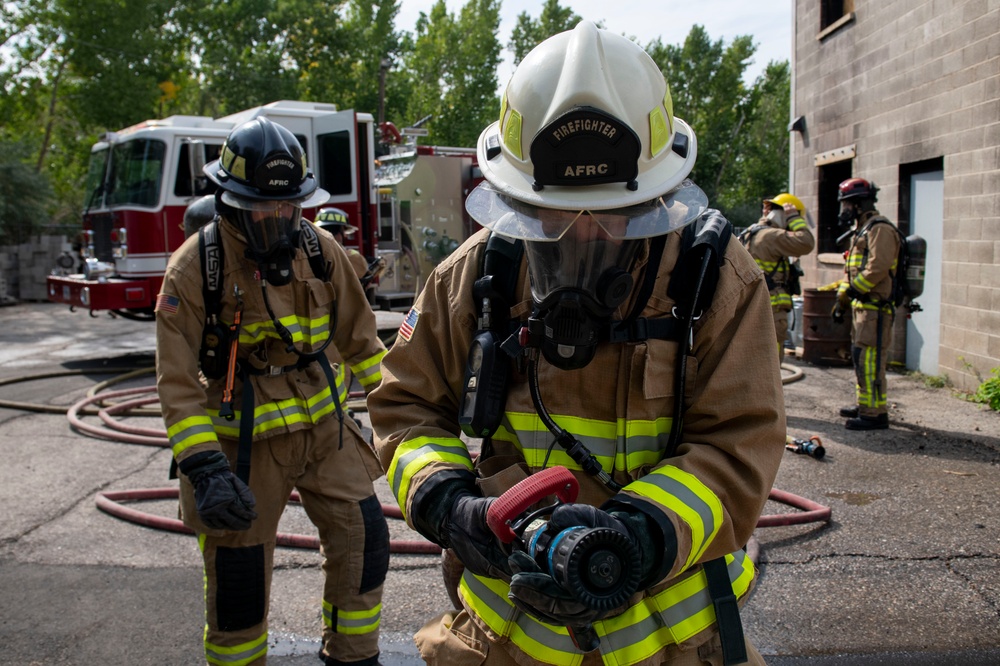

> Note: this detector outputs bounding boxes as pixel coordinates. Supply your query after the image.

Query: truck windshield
[107,139,166,207]
[83,147,110,210]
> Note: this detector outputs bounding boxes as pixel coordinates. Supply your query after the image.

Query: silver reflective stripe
[204,635,267,664]
[637,470,718,546]
[461,571,580,655]
[389,439,471,498]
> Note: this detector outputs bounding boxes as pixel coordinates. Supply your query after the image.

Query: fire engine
[46,100,482,318]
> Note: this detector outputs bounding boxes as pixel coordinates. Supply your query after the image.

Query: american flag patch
[155,293,180,314]
[398,307,419,342]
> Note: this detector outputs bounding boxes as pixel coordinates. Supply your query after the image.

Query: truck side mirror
[187,140,208,194]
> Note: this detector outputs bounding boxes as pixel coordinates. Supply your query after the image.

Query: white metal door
[312,110,358,206]
[906,171,944,373]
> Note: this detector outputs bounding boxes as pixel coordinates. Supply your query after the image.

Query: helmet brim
[204,158,324,203]
[465,179,707,241]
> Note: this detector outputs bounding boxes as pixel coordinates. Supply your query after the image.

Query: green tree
[402,0,501,147]
[718,60,791,227]
[645,25,789,227]
[508,0,582,65]
[0,140,54,244]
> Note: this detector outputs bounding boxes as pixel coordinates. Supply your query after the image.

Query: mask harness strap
[258,274,345,447]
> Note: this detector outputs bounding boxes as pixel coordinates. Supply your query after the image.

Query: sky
[394,0,793,92]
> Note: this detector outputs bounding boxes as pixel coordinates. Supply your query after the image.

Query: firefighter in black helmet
[155,116,389,665]
[833,177,900,430]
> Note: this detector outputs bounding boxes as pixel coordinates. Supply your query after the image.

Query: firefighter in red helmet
[833,177,900,430]
[155,116,389,665]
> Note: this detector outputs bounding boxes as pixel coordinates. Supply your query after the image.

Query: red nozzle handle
[486,466,579,544]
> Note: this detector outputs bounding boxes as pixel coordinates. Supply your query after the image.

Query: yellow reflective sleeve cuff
[351,349,386,389]
[167,415,218,457]
[386,436,473,520]
[626,466,724,570]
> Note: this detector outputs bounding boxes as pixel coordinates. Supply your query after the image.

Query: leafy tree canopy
[0,0,788,232]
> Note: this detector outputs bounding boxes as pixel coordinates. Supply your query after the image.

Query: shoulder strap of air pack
[198,219,224,321]
[299,219,332,281]
[198,219,331,321]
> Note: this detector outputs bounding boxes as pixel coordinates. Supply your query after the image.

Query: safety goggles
[465,179,707,241]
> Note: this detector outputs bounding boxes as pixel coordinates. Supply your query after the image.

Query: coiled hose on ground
[1,362,829,559]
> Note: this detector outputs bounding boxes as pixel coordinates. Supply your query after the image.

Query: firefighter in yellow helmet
[739,192,815,360]
[155,117,389,665]
[832,177,899,430]
[368,21,783,665]
[315,207,368,280]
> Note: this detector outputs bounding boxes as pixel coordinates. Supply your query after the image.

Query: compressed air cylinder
[905,235,926,299]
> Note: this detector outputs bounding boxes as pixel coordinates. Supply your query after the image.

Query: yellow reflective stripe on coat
[771,293,793,308]
[207,384,344,438]
[351,349,385,389]
[323,600,381,635]
[787,216,807,231]
[239,313,330,346]
[460,550,753,665]
[491,411,671,475]
[387,436,474,520]
[168,414,219,456]
[626,466,723,570]
[205,632,267,665]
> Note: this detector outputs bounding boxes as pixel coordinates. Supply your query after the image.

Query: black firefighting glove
[178,450,257,531]
[507,503,665,626]
[411,474,512,580]
[831,286,857,324]
[442,491,513,580]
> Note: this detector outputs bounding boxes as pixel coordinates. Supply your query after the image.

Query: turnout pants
[180,416,389,665]
[850,307,895,418]
[772,306,790,362]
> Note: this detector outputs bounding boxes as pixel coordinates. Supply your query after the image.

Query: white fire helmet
[466,20,707,242]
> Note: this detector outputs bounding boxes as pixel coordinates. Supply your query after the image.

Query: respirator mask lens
[523,218,643,370]
[222,193,302,257]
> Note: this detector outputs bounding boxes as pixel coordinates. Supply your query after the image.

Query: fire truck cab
[46,101,383,319]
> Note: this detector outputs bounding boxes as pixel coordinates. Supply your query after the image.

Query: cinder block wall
[791,0,1000,391]
[0,235,72,303]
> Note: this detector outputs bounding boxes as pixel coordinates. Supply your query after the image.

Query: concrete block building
[789,0,999,391]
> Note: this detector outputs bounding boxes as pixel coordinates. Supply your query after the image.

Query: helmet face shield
[222,188,328,256]
[524,232,643,308]
[465,180,707,241]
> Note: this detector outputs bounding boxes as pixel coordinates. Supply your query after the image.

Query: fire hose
[2,368,831,560]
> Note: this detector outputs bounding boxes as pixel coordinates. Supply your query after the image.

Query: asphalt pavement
[1,301,998,665]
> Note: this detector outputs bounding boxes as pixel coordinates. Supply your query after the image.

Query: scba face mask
[524,220,643,370]
[222,192,323,285]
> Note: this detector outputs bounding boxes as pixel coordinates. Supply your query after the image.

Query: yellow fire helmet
[467,20,706,240]
[765,193,805,215]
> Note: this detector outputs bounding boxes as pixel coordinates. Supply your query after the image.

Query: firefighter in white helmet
[369,21,782,665]
[739,192,815,359]
[155,116,388,666]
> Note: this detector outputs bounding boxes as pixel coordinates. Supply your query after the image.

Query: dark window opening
[174,142,223,197]
[316,130,353,196]
[817,159,853,254]
[821,0,854,31]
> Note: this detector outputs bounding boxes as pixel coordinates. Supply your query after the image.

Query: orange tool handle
[486,466,579,544]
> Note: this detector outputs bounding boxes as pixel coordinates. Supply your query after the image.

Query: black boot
[839,405,859,418]
[845,413,889,430]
